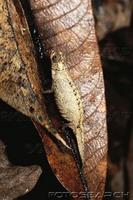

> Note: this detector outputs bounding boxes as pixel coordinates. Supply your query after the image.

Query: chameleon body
[51,51,84,161]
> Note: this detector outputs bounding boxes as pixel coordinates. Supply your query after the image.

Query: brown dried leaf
[34,122,84,195]
[0,140,42,200]
[30,0,107,198]
[0,0,49,127]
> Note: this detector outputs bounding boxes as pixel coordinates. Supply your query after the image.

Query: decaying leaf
[0,0,64,144]
[29,0,108,198]
[0,0,44,123]
[34,122,84,198]
[0,140,42,200]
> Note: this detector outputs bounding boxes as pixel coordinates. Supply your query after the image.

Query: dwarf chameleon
[50,51,84,161]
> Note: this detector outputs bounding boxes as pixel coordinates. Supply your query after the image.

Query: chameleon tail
[76,126,85,162]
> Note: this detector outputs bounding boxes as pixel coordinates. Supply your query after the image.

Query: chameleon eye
[52,54,58,63]
[51,51,64,64]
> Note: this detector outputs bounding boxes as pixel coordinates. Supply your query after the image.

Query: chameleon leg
[44,122,70,149]
[43,84,54,94]
[42,87,70,148]
[54,132,71,149]
[42,88,53,94]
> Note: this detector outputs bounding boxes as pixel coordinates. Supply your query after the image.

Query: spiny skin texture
[51,51,84,161]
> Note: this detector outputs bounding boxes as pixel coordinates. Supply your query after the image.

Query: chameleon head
[50,50,66,71]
